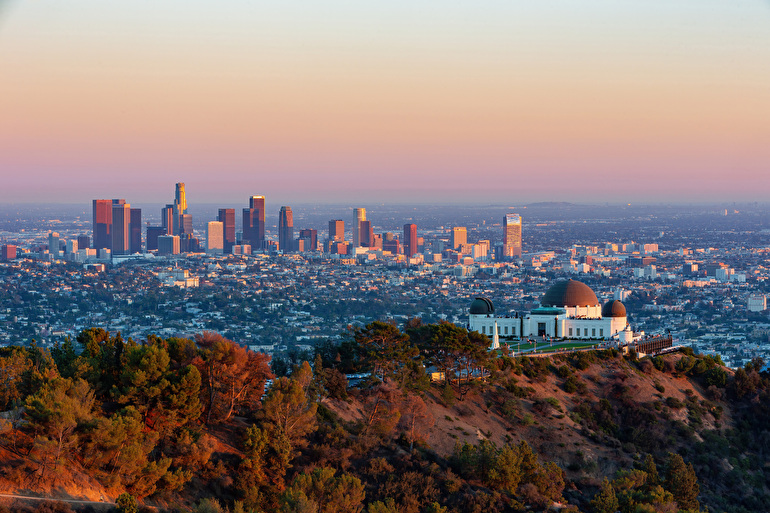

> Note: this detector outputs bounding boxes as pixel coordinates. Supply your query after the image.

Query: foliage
[410,321,489,398]
[194,331,273,424]
[262,373,318,448]
[450,439,564,504]
[589,478,618,513]
[0,326,758,512]
[664,453,700,511]
[115,493,138,513]
[352,321,419,381]
[280,467,365,513]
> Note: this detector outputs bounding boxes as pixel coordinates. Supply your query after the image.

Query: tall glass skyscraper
[403,223,417,258]
[130,208,142,253]
[503,213,522,258]
[353,208,366,247]
[218,208,236,254]
[111,199,130,255]
[172,183,187,236]
[329,219,344,242]
[175,183,187,214]
[243,195,265,249]
[92,199,112,251]
[451,227,467,250]
[278,206,294,252]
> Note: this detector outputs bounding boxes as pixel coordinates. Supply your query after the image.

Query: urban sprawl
[2,184,770,370]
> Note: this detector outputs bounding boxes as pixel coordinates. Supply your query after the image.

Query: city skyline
[0,1,768,204]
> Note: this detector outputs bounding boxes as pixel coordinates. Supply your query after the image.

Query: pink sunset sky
[0,0,768,205]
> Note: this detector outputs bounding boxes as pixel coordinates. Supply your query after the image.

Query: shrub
[520,357,550,381]
[501,398,520,422]
[572,352,594,371]
[441,383,456,407]
[564,375,586,394]
[675,356,697,375]
[704,367,728,388]
[638,358,654,374]
[116,494,138,513]
[666,397,684,409]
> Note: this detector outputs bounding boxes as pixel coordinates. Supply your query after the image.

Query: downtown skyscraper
[243,195,265,249]
[172,182,188,236]
[329,220,344,242]
[403,223,417,258]
[278,206,293,252]
[92,199,112,251]
[111,199,130,255]
[451,226,467,250]
[503,213,522,258]
[218,208,236,254]
[353,208,366,247]
[129,207,142,253]
[92,199,141,255]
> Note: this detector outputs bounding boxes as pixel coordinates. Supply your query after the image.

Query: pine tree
[642,453,659,488]
[663,453,700,512]
[589,478,618,513]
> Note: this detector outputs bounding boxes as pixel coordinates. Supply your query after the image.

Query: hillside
[326,348,736,511]
[1,325,768,513]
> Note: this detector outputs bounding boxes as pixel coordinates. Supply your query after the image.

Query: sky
[0,0,769,206]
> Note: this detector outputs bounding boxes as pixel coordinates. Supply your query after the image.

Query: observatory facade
[469,279,631,342]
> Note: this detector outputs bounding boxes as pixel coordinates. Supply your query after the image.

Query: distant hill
[524,202,577,208]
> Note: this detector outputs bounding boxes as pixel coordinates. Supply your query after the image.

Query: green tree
[115,493,138,513]
[51,337,78,379]
[280,467,365,513]
[0,347,32,410]
[311,353,328,402]
[238,425,293,512]
[416,322,489,397]
[663,453,699,512]
[25,377,94,475]
[83,406,170,497]
[112,340,202,436]
[262,376,318,448]
[487,443,523,494]
[77,328,128,397]
[352,321,418,380]
[367,498,398,513]
[112,343,173,430]
[589,478,618,513]
[641,454,659,488]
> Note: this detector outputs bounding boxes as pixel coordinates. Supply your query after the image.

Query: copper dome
[602,300,627,318]
[541,279,599,307]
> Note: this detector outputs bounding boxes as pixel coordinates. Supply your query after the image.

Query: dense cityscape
[2,184,769,369]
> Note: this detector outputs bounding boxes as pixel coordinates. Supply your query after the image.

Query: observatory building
[469,279,635,343]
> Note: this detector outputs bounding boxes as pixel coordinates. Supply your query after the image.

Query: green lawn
[495,339,605,356]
